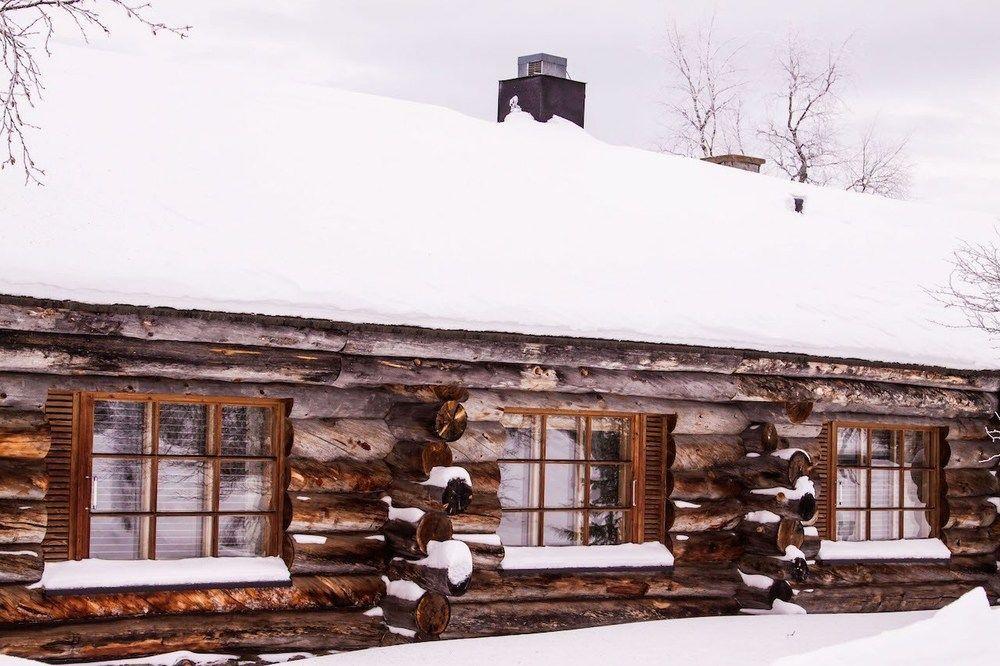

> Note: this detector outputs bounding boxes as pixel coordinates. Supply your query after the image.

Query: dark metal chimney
[497,53,586,128]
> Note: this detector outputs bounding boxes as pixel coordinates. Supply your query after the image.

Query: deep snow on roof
[1,46,998,369]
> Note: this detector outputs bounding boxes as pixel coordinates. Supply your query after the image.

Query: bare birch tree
[1,0,188,184]
[758,37,846,184]
[935,237,1000,336]
[660,17,745,157]
[842,122,910,198]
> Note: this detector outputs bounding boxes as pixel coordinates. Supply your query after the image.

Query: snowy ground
[2,589,996,666]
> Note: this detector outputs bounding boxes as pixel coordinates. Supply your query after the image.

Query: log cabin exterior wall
[0,295,997,661]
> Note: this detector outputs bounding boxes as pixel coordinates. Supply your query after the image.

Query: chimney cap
[517,53,568,78]
[701,154,766,173]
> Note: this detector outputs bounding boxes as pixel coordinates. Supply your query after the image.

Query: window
[74,393,284,560]
[527,60,543,76]
[831,423,940,541]
[498,411,641,546]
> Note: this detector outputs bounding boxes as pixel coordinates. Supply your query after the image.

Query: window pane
[219,461,272,511]
[158,403,208,455]
[871,430,900,467]
[837,428,866,465]
[588,511,625,545]
[93,400,148,454]
[543,511,583,545]
[543,463,585,508]
[501,425,538,460]
[546,417,583,460]
[589,464,626,507]
[499,463,538,509]
[157,460,211,512]
[498,511,536,546]
[904,431,929,466]
[903,511,933,538]
[156,515,209,559]
[870,511,901,540]
[836,468,867,508]
[221,406,273,456]
[91,458,151,512]
[590,417,630,461]
[90,515,149,560]
[836,510,865,541]
[871,470,900,508]
[218,515,267,556]
[904,471,931,508]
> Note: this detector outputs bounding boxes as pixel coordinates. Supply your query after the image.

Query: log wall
[0,297,997,660]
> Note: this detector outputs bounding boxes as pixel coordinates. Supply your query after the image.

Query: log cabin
[0,51,999,662]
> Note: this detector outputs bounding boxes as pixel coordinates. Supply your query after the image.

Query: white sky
[52,0,1000,216]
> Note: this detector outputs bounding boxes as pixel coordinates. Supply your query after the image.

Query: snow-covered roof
[2,46,998,370]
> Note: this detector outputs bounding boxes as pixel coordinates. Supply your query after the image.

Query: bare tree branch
[659,16,746,158]
[842,122,910,198]
[0,0,189,184]
[931,234,1000,336]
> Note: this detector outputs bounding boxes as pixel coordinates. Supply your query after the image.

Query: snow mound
[1,45,998,369]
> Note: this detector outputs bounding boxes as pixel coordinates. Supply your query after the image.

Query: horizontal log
[0,574,384,625]
[950,553,999,573]
[739,555,994,588]
[288,458,392,494]
[0,426,50,460]
[744,492,817,523]
[290,418,396,462]
[736,577,793,610]
[0,609,386,661]
[384,512,453,559]
[672,435,745,470]
[945,469,1000,497]
[450,494,502,534]
[457,461,501,495]
[385,401,468,443]
[671,471,745,501]
[382,590,451,637]
[463,391,750,434]
[455,566,737,604]
[443,597,740,639]
[942,496,998,530]
[665,531,742,564]
[0,408,47,430]
[713,451,810,490]
[340,323,998,390]
[388,477,473,516]
[287,494,388,534]
[387,541,474,596]
[760,409,989,439]
[779,437,825,462]
[454,536,504,569]
[0,330,342,385]
[800,534,821,560]
[0,372,393,419]
[794,583,994,614]
[941,525,1000,555]
[669,499,742,532]
[0,299,350,352]
[0,459,46,499]
[286,534,387,575]
[384,440,453,477]
[741,518,804,556]
[0,544,43,584]
[0,499,46,544]
[741,423,778,454]
[449,421,508,463]
[944,439,1000,469]
[382,384,471,404]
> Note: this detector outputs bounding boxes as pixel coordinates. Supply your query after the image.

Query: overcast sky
[64,1,1000,215]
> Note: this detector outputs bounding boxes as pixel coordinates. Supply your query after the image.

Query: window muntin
[497,412,640,547]
[831,423,940,542]
[78,394,283,560]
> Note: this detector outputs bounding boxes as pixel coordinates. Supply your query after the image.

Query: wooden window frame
[499,409,644,546]
[71,392,286,560]
[828,421,941,542]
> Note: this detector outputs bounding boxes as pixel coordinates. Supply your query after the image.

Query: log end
[415,592,452,636]
[436,401,468,442]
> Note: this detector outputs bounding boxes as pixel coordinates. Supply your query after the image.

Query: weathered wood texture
[945,469,1000,497]
[448,421,507,463]
[0,574,384,625]
[668,499,742,532]
[0,545,44,584]
[456,538,505,570]
[285,534,387,576]
[449,494,502,534]
[286,494,388,534]
[290,418,397,462]
[382,591,451,637]
[0,459,47,499]
[385,401,468,443]
[387,554,472,596]
[388,477,472,516]
[0,609,387,661]
[384,440,453,477]
[794,583,996,614]
[672,435,745,470]
[944,439,1000,469]
[739,556,995,588]
[455,567,737,603]
[666,532,743,565]
[671,472,744,501]
[711,452,810,490]
[0,499,46,544]
[741,518,805,555]
[443,597,740,639]
[0,425,51,459]
[287,459,392,494]
[384,513,453,559]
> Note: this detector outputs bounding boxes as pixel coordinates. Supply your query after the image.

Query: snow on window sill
[817,538,951,563]
[32,556,291,595]
[500,542,674,573]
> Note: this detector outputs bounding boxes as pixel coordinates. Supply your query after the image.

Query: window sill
[499,542,674,574]
[816,538,951,564]
[33,556,291,596]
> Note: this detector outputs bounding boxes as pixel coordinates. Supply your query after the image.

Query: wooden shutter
[43,391,78,561]
[640,414,674,544]
[813,423,833,539]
